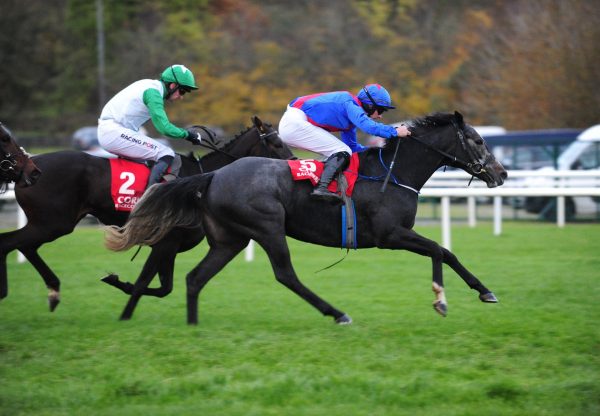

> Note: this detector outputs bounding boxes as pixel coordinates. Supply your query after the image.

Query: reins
[367,122,487,193]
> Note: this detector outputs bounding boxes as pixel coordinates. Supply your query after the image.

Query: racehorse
[0,116,294,311]
[105,111,507,325]
[0,122,41,190]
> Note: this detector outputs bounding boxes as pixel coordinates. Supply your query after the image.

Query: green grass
[1,223,599,415]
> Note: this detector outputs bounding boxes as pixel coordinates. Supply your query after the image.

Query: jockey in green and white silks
[98,64,200,188]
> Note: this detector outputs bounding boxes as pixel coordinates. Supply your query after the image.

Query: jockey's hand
[185,129,202,145]
[395,124,411,137]
[185,125,218,145]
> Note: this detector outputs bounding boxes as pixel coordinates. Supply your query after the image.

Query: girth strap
[338,174,357,249]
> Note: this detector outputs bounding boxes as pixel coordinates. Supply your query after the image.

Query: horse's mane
[407,112,455,133]
[217,123,267,152]
[383,112,456,150]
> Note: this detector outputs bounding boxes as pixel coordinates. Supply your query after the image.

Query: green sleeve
[143,88,187,138]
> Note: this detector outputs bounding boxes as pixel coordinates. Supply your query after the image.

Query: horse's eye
[474,139,484,145]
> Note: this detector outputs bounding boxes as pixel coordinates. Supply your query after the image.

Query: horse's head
[446,112,507,187]
[0,122,42,189]
[217,116,295,160]
[249,115,295,160]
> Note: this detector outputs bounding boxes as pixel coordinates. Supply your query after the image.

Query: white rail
[420,169,600,250]
[3,170,599,261]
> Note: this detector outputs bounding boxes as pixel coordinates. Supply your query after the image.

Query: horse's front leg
[440,247,498,303]
[379,228,448,316]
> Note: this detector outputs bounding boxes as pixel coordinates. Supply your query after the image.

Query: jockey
[98,64,201,188]
[279,83,411,202]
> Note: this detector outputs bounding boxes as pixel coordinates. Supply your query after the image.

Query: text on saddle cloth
[287,153,359,196]
[109,158,175,212]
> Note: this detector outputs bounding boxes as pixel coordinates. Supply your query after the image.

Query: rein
[363,122,487,193]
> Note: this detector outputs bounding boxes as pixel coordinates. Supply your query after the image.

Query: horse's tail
[104,172,215,251]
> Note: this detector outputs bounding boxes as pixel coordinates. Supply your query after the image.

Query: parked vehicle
[522,124,600,220]
[72,126,116,158]
[483,128,582,170]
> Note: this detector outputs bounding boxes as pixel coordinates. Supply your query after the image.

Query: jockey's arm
[143,89,187,139]
[341,128,367,152]
[346,101,397,139]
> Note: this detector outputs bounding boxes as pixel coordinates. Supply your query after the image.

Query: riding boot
[311,152,350,203]
[146,155,174,190]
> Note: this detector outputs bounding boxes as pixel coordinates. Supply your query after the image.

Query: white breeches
[278,106,351,158]
[97,119,174,161]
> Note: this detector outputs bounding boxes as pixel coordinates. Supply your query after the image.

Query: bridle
[0,123,29,182]
[410,120,488,175]
[374,121,490,193]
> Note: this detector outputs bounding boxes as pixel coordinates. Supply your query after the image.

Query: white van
[523,124,600,220]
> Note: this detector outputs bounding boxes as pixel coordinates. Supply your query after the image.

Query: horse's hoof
[101,274,119,285]
[48,297,60,312]
[479,292,498,303]
[47,289,60,312]
[335,314,353,325]
[433,301,447,317]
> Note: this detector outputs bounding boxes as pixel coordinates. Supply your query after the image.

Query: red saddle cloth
[109,159,151,212]
[287,153,359,197]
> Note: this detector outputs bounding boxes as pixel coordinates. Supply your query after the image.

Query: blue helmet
[357,83,396,110]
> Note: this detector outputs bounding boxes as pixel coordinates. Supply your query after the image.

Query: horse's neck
[198,151,235,172]
[360,141,442,191]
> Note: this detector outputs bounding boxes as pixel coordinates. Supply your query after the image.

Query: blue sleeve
[341,128,367,153]
[345,101,398,139]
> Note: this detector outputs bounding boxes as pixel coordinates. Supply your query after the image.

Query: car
[522,124,600,220]
[72,126,116,158]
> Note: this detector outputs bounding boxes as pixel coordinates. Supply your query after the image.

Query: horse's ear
[253,115,266,133]
[454,111,464,126]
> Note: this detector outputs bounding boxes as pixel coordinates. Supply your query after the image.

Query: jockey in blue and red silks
[279,83,411,202]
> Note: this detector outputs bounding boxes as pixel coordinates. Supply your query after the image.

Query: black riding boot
[311,152,350,203]
[146,155,174,190]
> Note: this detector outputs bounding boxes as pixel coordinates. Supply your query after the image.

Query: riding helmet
[357,84,396,110]
[160,65,198,90]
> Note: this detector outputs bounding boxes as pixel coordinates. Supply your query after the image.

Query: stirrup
[311,188,342,203]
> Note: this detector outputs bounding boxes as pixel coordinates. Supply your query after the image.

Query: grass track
[1,223,599,415]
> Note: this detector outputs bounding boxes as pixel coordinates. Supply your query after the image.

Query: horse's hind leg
[440,247,498,303]
[103,247,177,298]
[260,235,350,324]
[186,240,248,325]
[118,249,177,320]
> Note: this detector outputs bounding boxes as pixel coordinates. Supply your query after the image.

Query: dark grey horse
[105,112,507,324]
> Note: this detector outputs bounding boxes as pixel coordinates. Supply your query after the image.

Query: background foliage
[1,0,599,142]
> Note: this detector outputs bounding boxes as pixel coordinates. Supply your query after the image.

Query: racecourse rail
[2,170,599,261]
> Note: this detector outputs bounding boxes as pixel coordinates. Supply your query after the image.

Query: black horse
[0,116,293,311]
[105,112,507,324]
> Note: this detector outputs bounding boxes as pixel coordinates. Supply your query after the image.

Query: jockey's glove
[185,129,202,145]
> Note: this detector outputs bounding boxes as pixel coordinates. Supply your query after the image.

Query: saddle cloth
[109,156,181,212]
[287,153,359,196]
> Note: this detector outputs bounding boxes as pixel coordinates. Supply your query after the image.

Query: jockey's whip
[380,137,401,193]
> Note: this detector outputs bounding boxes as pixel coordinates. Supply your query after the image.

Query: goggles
[363,87,389,114]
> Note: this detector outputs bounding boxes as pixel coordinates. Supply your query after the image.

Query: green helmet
[160,65,198,90]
